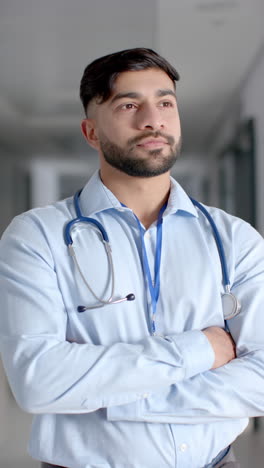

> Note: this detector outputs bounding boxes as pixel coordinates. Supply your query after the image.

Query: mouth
[136,138,168,148]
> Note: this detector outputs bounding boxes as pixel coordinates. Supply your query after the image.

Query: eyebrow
[110,89,176,104]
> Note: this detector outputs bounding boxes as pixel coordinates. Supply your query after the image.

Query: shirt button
[179,443,188,452]
[142,393,149,399]
[145,231,151,239]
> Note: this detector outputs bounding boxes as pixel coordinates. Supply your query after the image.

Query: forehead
[109,68,175,99]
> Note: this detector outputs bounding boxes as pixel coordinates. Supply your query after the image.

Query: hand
[202,326,236,369]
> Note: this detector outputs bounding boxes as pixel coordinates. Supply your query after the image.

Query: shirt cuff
[167,329,215,379]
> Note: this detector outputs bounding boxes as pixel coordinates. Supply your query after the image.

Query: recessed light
[196,0,238,12]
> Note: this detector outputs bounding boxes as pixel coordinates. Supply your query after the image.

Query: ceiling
[0,0,263,157]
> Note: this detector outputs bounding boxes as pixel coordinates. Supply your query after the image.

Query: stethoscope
[64,190,241,321]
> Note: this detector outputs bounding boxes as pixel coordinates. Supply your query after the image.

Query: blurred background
[0,0,264,466]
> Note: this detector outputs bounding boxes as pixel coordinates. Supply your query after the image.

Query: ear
[81,119,100,150]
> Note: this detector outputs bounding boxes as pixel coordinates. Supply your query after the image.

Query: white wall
[240,45,264,234]
[208,45,264,235]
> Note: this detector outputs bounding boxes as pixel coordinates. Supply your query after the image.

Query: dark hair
[80,47,180,116]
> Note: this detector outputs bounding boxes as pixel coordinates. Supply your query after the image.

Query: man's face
[84,68,182,178]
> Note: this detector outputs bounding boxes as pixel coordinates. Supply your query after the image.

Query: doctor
[1,48,264,468]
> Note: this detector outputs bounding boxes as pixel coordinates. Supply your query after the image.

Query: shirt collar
[79,171,122,216]
[78,170,198,218]
[166,177,198,218]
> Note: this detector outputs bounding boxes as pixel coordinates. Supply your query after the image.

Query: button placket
[179,443,188,453]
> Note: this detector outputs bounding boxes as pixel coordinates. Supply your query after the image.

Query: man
[0,48,263,468]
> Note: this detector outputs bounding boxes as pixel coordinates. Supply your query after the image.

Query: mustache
[127,131,175,146]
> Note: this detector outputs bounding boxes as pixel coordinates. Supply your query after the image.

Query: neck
[100,166,171,229]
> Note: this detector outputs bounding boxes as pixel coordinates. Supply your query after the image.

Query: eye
[159,101,174,108]
[120,103,137,110]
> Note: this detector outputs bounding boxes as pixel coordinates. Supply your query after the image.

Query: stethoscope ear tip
[126,293,135,301]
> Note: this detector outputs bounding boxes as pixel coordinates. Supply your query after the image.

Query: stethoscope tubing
[190,197,230,289]
[64,190,110,246]
[65,191,135,311]
[64,190,241,319]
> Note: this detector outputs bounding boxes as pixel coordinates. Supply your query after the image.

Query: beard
[98,130,182,178]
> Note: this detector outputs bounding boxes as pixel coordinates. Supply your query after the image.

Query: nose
[135,103,165,131]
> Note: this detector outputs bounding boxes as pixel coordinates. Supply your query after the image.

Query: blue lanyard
[133,204,167,335]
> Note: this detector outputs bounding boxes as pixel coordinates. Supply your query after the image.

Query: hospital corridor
[1,1,264,467]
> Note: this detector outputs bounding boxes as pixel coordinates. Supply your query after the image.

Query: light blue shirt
[1,170,264,468]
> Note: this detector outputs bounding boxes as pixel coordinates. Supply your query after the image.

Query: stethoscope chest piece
[222,291,241,320]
